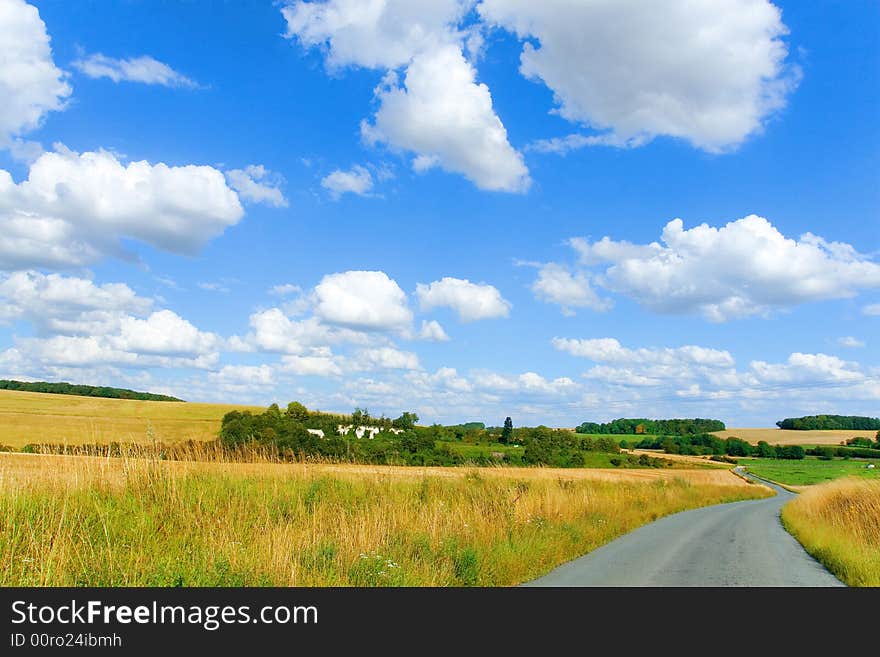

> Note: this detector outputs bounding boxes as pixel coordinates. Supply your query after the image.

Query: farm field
[0,389,261,449]
[782,478,880,586]
[713,428,877,446]
[0,452,766,586]
[740,457,880,486]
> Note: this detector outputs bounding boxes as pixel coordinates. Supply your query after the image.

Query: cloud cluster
[534,215,880,321]
[283,0,529,192]
[284,0,799,192]
[0,270,152,335]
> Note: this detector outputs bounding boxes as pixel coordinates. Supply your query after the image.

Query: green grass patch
[741,457,880,486]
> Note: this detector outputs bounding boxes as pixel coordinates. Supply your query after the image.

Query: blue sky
[0,0,877,427]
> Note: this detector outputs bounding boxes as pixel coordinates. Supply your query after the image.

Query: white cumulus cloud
[225,165,288,207]
[283,1,529,193]
[362,45,530,192]
[837,336,865,349]
[531,263,610,315]
[0,0,71,148]
[314,270,413,331]
[541,215,880,321]
[416,277,511,321]
[0,146,244,269]
[418,319,450,342]
[0,270,152,334]
[321,165,373,199]
[354,346,420,371]
[479,0,798,152]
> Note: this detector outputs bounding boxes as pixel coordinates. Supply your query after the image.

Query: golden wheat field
[713,428,878,446]
[0,389,261,448]
[0,453,767,586]
[782,478,880,586]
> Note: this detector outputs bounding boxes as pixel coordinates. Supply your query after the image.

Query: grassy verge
[740,457,879,486]
[781,478,880,586]
[0,454,767,586]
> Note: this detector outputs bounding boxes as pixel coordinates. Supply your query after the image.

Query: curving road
[526,470,843,586]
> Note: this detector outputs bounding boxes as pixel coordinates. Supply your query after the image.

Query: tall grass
[0,454,767,586]
[782,478,880,586]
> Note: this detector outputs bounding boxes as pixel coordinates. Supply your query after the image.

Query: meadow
[740,457,880,486]
[781,478,880,586]
[0,453,767,587]
[713,428,878,446]
[0,389,260,449]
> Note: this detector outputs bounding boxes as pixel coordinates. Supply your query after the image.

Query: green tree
[286,401,309,422]
[501,417,513,444]
[392,411,420,430]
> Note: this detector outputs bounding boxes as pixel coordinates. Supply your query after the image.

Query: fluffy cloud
[750,352,865,384]
[479,0,798,152]
[354,346,420,371]
[321,165,373,199]
[109,310,223,356]
[418,319,449,342]
[72,53,198,88]
[539,215,880,321]
[552,337,736,368]
[225,165,288,207]
[551,336,879,419]
[0,147,244,269]
[314,270,413,331]
[0,270,152,334]
[284,1,529,193]
[282,352,344,376]
[362,45,530,192]
[531,263,610,315]
[837,336,865,349]
[282,0,472,70]
[0,0,71,147]
[472,370,577,396]
[416,277,510,321]
[864,304,880,317]
[4,310,222,370]
[208,364,276,388]
[246,310,334,354]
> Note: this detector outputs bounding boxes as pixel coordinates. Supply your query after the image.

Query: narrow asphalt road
[526,469,843,586]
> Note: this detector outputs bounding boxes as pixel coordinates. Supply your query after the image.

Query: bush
[777,445,806,460]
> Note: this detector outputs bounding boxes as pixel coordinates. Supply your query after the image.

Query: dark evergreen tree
[501,416,514,444]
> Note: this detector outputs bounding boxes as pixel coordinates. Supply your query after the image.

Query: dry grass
[0,389,261,448]
[713,428,878,446]
[0,453,767,586]
[782,478,880,586]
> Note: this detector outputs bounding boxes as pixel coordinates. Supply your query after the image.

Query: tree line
[776,415,880,431]
[576,417,726,435]
[0,379,183,402]
[634,433,807,459]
